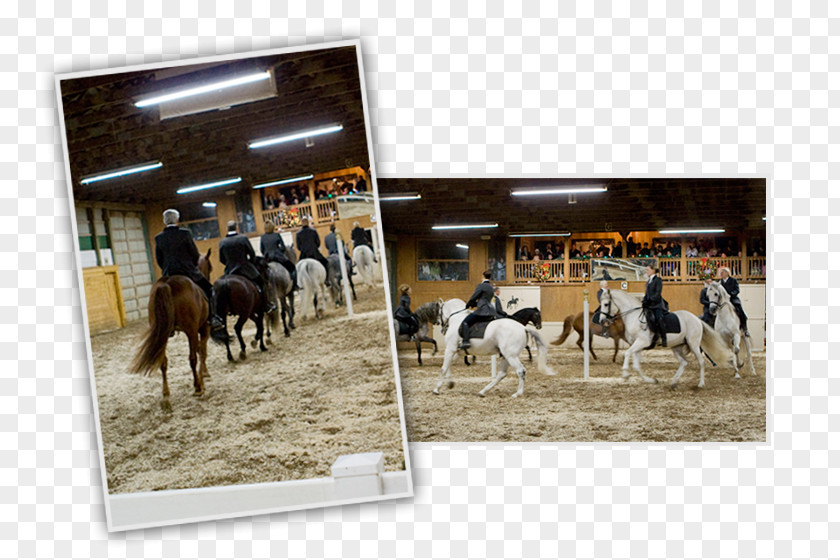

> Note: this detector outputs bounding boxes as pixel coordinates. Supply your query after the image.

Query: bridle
[599,290,641,327]
[440,307,469,334]
[708,286,730,316]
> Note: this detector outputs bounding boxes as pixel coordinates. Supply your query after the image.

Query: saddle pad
[468,319,495,339]
[662,312,681,334]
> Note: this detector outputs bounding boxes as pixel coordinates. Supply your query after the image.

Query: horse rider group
[698,267,751,336]
[458,270,509,350]
[155,209,379,330]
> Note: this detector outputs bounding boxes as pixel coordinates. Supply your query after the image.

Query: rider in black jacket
[642,265,668,348]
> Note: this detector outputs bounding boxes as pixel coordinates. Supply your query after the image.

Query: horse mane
[607,289,642,311]
[414,301,440,325]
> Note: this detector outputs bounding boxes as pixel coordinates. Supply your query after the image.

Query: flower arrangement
[279,207,302,229]
[533,261,552,282]
[698,257,716,280]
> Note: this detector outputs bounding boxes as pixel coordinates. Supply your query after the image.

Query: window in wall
[179,201,220,240]
[417,240,469,281]
[76,206,113,268]
[487,238,507,282]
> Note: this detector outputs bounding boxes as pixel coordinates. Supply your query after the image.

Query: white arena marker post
[336,234,353,317]
[331,452,384,500]
[583,288,590,380]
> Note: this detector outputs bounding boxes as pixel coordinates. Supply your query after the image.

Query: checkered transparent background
[3,1,835,558]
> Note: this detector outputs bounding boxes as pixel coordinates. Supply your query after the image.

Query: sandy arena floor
[91,282,405,494]
[398,344,766,442]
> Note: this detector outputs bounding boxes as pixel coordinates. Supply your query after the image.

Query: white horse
[705,281,757,378]
[599,289,735,389]
[435,298,555,398]
[295,258,327,320]
[352,245,377,288]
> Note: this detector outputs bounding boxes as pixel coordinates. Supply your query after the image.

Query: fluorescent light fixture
[511,186,607,196]
[762,217,766,221]
[658,228,725,234]
[177,177,242,194]
[379,193,422,201]
[508,232,571,237]
[135,71,271,108]
[431,223,499,230]
[202,202,217,208]
[80,161,163,185]
[248,124,344,149]
[456,244,469,250]
[253,174,314,190]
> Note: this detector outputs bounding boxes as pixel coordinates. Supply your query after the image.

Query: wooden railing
[262,200,339,229]
[512,256,766,284]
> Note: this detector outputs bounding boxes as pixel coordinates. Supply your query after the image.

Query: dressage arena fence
[108,452,410,531]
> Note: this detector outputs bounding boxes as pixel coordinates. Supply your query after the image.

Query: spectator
[570,243,582,258]
[519,245,532,260]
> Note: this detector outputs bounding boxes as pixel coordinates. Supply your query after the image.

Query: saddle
[643,310,681,333]
[466,317,496,340]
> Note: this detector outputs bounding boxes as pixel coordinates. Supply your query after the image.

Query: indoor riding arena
[60,46,405,493]
[379,178,767,442]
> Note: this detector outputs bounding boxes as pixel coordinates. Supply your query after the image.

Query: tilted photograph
[379,178,766,442]
[57,41,411,530]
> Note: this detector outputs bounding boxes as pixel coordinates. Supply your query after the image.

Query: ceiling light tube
[431,223,499,230]
[135,71,271,108]
[658,228,725,234]
[248,124,344,149]
[80,161,163,184]
[177,177,242,194]
[202,202,217,208]
[456,244,469,250]
[508,232,571,237]
[253,174,314,189]
[379,193,422,201]
[511,186,607,196]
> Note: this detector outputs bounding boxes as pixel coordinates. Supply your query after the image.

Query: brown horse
[551,310,627,362]
[130,249,213,405]
[211,258,271,361]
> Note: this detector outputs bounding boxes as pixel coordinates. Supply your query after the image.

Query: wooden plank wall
[82,265,126,334]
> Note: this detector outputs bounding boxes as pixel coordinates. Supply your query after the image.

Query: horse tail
[210,280,231,344]
[130,282,174,375]
[552,315,574,346]
[700,320,735,367]
[526,327,556,376]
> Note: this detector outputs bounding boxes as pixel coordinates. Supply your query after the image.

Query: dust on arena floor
[89,284,404,494]
[398,346,766,442]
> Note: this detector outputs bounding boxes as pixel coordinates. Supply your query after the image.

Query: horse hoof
[284,331,290,338]
[432,389,440,395]
[669,384,677,391]
[239,352,247,361]
[696,383,705,389]
[260,346,267,352]
[477,392,485,398]
[161,399,172,413]
[251,340,258,349]
[653,378,659,384]
[193,390,204,397]
[227,355,235,362]
[447,381,454,389]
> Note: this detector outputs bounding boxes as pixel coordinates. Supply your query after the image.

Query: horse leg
[287,293,296,329]
[223,317,235,362]
[669,345,690,389]
[731,332,743,378]
[478,357,509,397]
[743,334,756,375]
[199,323,209,380]
[187,331,204,396]
[688,340,706,389]
[526,345,532,362]
[235,316,247,361]
[507,355,527,398]
[588,331,598,361]
[434,346,457,394]
[416,339,423,366]
[612,335,619,363]
[628,340,657,383]
[256,312,267,352]
[349,275,357,301]
[160,355,172,412]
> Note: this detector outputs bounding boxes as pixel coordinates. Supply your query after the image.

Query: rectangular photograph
[56,41,411,530]
[379,178,766,442]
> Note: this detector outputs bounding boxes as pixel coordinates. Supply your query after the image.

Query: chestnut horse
[551,310,627,362]
[130,249,213,406]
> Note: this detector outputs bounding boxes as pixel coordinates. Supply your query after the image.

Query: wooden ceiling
[378,178,767,236]
[60,46,370,205]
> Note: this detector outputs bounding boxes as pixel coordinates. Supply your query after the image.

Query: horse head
[531,308,543,329]
[599,289,615,325]
[707,281,729,316]
[198,248,212,280]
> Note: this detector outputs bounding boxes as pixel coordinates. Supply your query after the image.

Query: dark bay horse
[394,301,440,365]
[464,307,543,365]
[212,257,271,361]
[327,253,357,307]
[265,245,298,341]
[551,310,627,362]
[130,249,212,406]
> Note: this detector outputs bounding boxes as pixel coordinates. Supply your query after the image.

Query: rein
[441,308,469,334]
